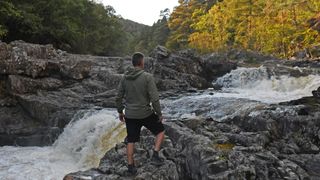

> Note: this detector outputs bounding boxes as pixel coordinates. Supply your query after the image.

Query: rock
[8,75,63,94]
[287,154,320,178]
[11,127,61,146]
[200,56,237,83]
[2,41,319,179]
[0,41,237,146]
[152,49,237,90]
[204,49,277,65]
[65,102,320,179]
[59,59,92,80]
[312,87,320,97]
[150,45,170,59]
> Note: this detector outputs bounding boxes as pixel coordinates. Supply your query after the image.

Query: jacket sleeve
[115,77,125,114]
[147,74,162,116]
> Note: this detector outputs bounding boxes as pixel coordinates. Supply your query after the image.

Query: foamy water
[0,109,126,180]
[0,66,319,179]
[163,66,320,120]
[215,66,320,103]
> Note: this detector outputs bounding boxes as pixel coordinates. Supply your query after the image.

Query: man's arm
[115,78,125,122]
[147,75,162,120]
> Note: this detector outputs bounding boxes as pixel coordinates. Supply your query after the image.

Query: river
[0,66,319,180]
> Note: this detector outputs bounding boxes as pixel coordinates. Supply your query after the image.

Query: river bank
[64,66,320,180]
[0,41,319,179]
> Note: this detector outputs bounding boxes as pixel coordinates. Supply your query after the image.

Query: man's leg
[143,113,165,152]
[125,118,141,174]
[127,143,135,165]
[154,131,164,151]
[126,142,137,174]
[151,130,165,165]
[143,113,165,165]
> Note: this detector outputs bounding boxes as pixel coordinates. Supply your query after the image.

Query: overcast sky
[100,0,179,25]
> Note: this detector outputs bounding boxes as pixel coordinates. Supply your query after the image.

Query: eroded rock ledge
[0,41,236,146]
[65,100,320,180]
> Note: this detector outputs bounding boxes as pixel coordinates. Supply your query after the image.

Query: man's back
[116,67,161,119]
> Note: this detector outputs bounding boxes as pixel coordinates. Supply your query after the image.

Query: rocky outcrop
[150,47,237,90]
[203,49,277,64]
[312,87,320,97]
[0,41,236,146]
[1,41,319,178]
[65,100,320,179]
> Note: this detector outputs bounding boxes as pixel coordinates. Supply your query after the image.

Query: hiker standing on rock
[116,52,165,174]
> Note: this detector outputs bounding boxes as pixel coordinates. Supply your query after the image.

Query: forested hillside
[120,12,170,55]
[0,0,171,56]
[168,0,320,58]
[1,0,320,58]
[0,0,128,56]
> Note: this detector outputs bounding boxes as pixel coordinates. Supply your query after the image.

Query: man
[116,52,165,175]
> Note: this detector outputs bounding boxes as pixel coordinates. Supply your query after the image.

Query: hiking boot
[151,150,164,166]
[127,164,137,175]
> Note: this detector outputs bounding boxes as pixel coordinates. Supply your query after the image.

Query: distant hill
[119,18,149,36]
[119,17,170,55]
[118,18,151,55]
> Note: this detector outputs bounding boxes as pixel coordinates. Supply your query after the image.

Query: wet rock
[203,49,276,64]
[65,103,320,179]
[150,45,170,59]
[59,59,92,80]
[2,40,319,179]
[0,41,237,146]
[312,87,320,97]
[200,56,237,83]
[8,75,63,94]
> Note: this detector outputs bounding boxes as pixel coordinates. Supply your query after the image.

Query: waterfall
[0,109,126,180]
[0,66,319,179]
[163,66,320,121]
[214,66,320,103]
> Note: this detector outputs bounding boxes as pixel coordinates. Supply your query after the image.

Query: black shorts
[125,113,165,143]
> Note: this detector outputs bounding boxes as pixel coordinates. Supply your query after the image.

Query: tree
[134,10,171,54]
[0,0,127,55]
[189,1,233,52]
[0,1,21,38]
[184,0,320,58]
[167,0,217,50]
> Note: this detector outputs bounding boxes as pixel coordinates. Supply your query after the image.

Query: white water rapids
[0,66,319,179]
[163,66,320,121]
[214,66,320,103]
[0,109,126,180]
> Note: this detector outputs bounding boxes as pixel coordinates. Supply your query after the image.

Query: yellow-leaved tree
[167,0,217,50]
[185,0,320,58]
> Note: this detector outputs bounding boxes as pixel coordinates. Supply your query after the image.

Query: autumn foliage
[168,0,320,58]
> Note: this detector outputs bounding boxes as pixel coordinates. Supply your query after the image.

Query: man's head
[132,52,144,68]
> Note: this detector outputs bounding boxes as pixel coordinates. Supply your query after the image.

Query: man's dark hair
[132,52,144,66]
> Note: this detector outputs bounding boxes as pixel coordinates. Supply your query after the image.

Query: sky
[100,0,179,26]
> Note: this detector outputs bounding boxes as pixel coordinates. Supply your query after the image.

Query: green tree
[0,1,21,38]
[1,0,126,55]
[135,12,171,54]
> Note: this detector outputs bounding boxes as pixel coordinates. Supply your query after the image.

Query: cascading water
[214,66,320,103]
[0,109,126,180]
[163,66,320,121]
[0,66,319,179]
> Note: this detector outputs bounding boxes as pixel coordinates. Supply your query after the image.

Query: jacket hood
[124,67,144,80]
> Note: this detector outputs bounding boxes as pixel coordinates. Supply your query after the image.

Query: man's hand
[159,116,164,123]
[119,113,125,122]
